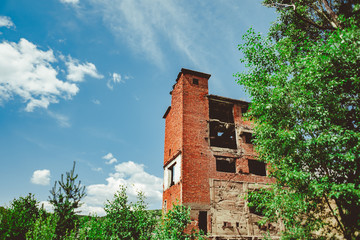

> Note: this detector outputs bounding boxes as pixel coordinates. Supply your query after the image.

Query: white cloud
[48,111,71,127]
[31,169,51,186]
[102,152,117,164]
[79,161,163,216]
[106,72,124,90]
[0,16,15,29]
[0,38,102,111]
[60,0,79,5]
[40,201,54,212]
[64,56,103,82]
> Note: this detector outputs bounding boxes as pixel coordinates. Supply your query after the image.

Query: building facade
[162,68,280,240]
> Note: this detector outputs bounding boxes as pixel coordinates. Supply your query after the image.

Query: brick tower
[162,68,280,239]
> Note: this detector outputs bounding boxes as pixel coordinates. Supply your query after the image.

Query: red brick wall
[162,73,184,209]
[181,72,211,205]
[163,182,182,212]
[162,69,275,235]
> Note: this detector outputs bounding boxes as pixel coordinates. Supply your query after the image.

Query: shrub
[0,193,39,240]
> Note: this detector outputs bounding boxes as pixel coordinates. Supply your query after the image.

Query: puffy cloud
[102,152,117,164]
[0,38,102,111]
[0,16,15,29]
[31,169,51,186]
[64,56,103,82]
[106,72,124,90]
[79,161,163,216]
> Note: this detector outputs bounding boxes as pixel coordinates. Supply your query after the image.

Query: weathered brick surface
[162,69,277,239]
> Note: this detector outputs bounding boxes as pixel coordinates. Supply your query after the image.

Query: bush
[0,193,40,240]
[26,211,58,240]
[153,203,206,240]
[104,185,157,240]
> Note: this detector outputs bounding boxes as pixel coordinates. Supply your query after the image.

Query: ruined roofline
[207,94,250,106]
[176,68,211,82]
[163,95,250,119]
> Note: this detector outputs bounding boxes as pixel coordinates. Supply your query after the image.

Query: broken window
[164,154,182,189]
[243,132,253,144]
[241,106,248,116]
[216,157,236,173]
[248,159,266,176]
[169,164,175,186]
[198,211,207,234]
[248,189,267,216]
[209,100,236,149]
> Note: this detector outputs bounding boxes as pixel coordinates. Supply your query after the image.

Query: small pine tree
[49,161,86,239]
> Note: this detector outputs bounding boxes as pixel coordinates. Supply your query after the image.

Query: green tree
[236,1,360,239]
[0,193,40,240]
[26,211,58,240]
[153,203,206,240]
[49,161,86,239]
[104,185,157,240]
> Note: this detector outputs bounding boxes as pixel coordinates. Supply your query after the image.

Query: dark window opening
[236,222,239,228]
[169,164,176,186]
[198,211,207,234]
[222,222,232,229]
[193,78,199,85]
[248,189,265,216]
[209,100,234,123]
[209,121,236,149]
[216,157,236,173]
[243,132,253,144]
[209,99,237,149]
[248,159,266,176]
[241,106,248,116]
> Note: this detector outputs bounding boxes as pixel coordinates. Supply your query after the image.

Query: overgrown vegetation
[0,162,205,239]
[237,1,360,239]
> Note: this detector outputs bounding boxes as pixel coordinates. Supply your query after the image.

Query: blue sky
[0,0,276,215]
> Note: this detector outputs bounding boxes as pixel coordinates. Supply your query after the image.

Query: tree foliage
[236,1,360,239]
[103,185,157,240]
[49,161,86,239]
[153,203,206,240]
[0,193,40,240]
[26,211,58,240]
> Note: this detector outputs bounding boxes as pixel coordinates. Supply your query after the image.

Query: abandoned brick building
[162,68,281,240]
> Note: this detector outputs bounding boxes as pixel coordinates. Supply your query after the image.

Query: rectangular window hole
[216,157,236,173]
[241,106,248,116]
[243,132,253,144]
[248,159,266,176]
[169,163,176,186]
[198,211,207,235]
[193,78,199,85]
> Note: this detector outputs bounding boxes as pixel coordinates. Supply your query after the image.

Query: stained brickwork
[162,68,279,239]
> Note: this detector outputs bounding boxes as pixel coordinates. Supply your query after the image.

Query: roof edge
[207,94,250,105]
[176,68,211,82]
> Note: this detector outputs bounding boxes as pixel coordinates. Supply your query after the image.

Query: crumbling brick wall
[162,69,280,239]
